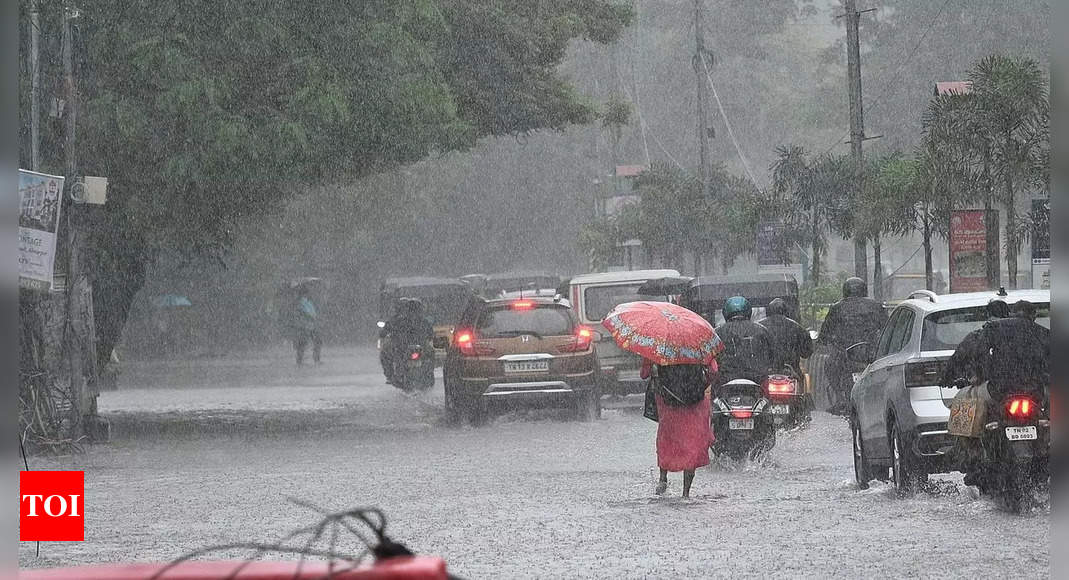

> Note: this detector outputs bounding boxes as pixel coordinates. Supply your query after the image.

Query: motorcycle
[391,343,435,393]
[711,378,776,460]
[954,390,1050,512]
[764,367,811,429]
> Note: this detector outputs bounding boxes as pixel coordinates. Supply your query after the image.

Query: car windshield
[583,284,647,321]
[921,303,1051,350]
[476,306,574,338]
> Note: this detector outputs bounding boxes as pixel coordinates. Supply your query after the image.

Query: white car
[849,288,1050,491]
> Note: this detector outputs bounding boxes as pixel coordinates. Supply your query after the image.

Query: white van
[567,269,681,395]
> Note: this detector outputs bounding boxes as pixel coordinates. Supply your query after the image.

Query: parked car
[566,269,681,395]
[443,296,600,425]
[849,288,1050,491]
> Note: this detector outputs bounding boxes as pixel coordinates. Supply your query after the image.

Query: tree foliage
[17,0,634,364]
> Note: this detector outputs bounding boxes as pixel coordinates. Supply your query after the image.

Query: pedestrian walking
[643,358,718,497]
[293,285,321,365]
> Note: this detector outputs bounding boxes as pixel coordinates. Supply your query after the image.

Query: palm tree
[968,55,1049,288]
[770,146,850,286]
[918,92,984,290]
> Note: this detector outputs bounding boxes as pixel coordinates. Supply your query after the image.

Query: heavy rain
[15,1,1052,578]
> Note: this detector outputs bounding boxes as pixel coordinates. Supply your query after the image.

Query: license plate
[729,418,754,430]
[771,404,790,415]
[1005,426,1037,441]
[504,360,549,373]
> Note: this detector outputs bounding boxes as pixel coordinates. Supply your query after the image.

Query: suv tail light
[409,351,421,360]
[511,300,535,310]
[454,330,495,357]
[905,360,945,388]
[765,375,796,395]
[558,326,594,353]
[1006,396,1036,419]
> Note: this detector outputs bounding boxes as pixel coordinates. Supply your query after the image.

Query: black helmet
[842,277,867,298]
[722,296,752,320]
[987,298,1010,319]
[1013,300,1037,321]
[767,298,789,317]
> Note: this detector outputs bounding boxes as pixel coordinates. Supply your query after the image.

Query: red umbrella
[601,301,724,365]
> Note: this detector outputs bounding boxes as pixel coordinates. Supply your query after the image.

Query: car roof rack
[907,289,938,303]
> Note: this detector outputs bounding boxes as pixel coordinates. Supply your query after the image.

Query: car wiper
[496,330,544,339]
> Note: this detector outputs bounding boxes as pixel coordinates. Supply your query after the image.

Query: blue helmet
[722,296,752,321]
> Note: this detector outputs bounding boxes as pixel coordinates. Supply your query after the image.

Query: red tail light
[454,330,494,356]
[512,300,534,310]
[558,326,594,353]
[766,377,796,395]
[455,331,476,356]
[731,410,753,419]
[1006,396,1035,418]
[409,351,421,360]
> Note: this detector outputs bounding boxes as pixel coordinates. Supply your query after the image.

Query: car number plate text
[504,360,549,373]
[1005,426,1037,441]
[729,418,755,430]
[771,404,790,415]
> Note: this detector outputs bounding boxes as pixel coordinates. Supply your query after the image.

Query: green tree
[17,0,634,369]
[968,55,1049,288]
[770,145,850,286]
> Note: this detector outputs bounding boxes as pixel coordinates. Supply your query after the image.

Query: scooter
[711,378,776,460]
[764,367,811,429]
[391,343,435,393]
[955,390,1050,513]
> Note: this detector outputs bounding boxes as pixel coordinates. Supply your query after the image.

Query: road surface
[19,346,1050,578]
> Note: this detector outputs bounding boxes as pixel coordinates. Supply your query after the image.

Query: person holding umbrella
[603,301,724,498]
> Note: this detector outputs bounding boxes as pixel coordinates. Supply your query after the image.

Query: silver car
[849,288,1050,491]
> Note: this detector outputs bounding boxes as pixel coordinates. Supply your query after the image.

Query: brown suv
[443,297,601,425]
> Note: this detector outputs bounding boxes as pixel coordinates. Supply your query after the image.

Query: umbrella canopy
[601,301,723,365]
[151,294,192,308]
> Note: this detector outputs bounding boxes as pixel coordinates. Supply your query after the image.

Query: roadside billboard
[756,219,803,281]
[949,209,992,293]
[19,169,65,291]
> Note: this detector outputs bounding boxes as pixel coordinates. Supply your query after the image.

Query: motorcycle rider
[714,296,776,389]
[817,277,887,413]
[759,297,813,375]
[941,296,1050,487]
[380,298,435,384]
[942,297,1049,401]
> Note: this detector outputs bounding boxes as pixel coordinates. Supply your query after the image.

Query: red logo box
[20,471,84,541]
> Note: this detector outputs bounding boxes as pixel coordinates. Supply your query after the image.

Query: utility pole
[843,0,869,287]
[29,0,40,170]
[693,0,711,197]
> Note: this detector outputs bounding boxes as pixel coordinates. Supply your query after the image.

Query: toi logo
[20,471,84,542]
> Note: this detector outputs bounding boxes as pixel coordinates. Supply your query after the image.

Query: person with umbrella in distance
[603,301,724,498]
[290,278,323,366]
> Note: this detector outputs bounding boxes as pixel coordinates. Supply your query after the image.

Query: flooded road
[20,347,1049,578]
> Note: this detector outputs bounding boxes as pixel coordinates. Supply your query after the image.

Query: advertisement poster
[949,209,989,293]
[756,220,803,281]
[19,169,65,291]
[1031,197,1050,289]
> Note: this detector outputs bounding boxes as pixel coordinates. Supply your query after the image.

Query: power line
[699,52,763,189]
[812,0,957,159]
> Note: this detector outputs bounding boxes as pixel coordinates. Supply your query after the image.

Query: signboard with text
[949,209,992,293]
[19,169,65,291]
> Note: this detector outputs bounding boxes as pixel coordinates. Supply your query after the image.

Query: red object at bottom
[19,556,449,580]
